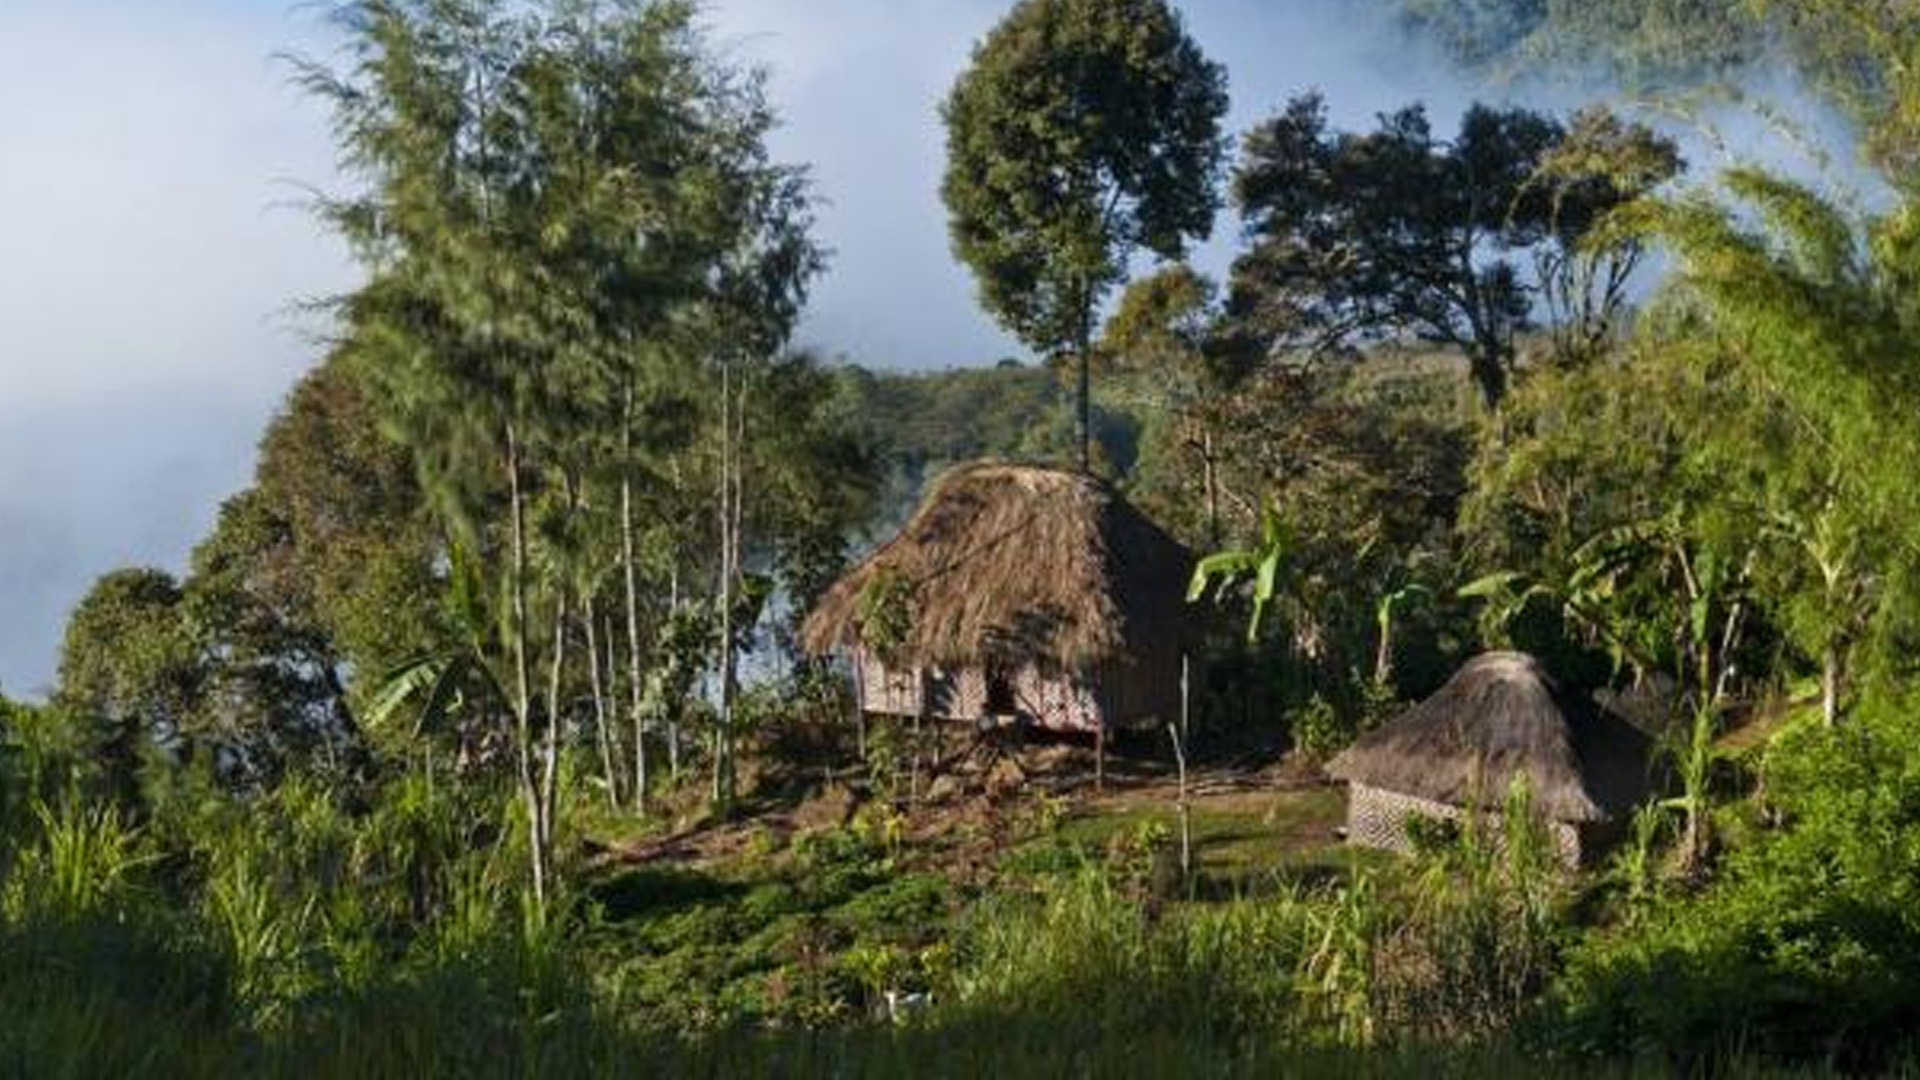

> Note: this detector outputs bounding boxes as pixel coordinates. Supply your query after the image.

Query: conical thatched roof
[801,462,1192,672]
[1327,652,1653,823]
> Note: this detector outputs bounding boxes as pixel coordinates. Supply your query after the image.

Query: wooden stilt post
[851,652,867,762]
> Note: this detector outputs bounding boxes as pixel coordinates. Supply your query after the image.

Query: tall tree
[941,0,1228,472]
[1528,106,1685,367]
[178,351,447,786]
[1225,96,1676,405]
[699,139,822,812]
[301,1,828,873]
[302,0,573,906]
[1097,264,1230,542]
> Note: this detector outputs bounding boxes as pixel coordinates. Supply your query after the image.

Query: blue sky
[0,0,1846,694]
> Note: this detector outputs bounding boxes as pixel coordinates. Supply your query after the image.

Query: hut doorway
[985,665,1018,718]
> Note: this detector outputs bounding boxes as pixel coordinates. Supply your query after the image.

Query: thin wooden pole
[1174,654,1193,887]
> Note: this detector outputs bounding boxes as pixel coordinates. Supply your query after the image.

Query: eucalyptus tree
[298,0,815,899]
[698,136,822,814]
[942,0,1229,473]
[298,0,558,902]
[529,0,741,812]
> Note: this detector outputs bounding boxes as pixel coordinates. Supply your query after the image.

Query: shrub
[1545,695,1920,1069]
[1289,693,1352,760]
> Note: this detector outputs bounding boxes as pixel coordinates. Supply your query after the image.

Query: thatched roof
[801,462,1192,672]
[1328,652,1653,823]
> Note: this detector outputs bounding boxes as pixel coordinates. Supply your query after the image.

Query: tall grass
[2,798,154,922]
[0,743,1881,1077]
[950,867,1313,1043]
[0,791,1877,1077]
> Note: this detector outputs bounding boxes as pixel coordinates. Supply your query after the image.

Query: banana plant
[364,543,508,756]
[1458,515,1705,682]
[1373,582,1432,688]
[1455,570,1553,651]
[1658,703,1718,879]
[1187,500,1293,644]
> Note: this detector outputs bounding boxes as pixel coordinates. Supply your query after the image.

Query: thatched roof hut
[802,462,1192,733]
[1328,651,1654,862]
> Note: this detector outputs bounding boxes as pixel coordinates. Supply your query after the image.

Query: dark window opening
[986,666,1018,715]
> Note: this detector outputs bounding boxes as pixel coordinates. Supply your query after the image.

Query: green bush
[1546,695,1920,1069]
[1290,693,1352,760]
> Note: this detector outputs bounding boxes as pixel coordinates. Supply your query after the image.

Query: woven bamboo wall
[1346,783,1581,866]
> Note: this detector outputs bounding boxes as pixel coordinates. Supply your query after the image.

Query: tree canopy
[1224,95,1679,405]
[942,0,1229,470]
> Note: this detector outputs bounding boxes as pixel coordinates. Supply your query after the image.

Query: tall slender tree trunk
[541,593,569,874]
[716,359,738,813]
[584,595,620,810]
[1201,428,1220,548]
[620,376,650,810]
[1076,348,1092,474]
[1822,643,1842,728]
[726,365,748,805]
[1173,654,1192,886]
[667,566,682,781]
[1074,298,1093,474]
[505,421,548,910]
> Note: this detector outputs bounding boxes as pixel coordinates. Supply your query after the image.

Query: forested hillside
[828,361,1142,534]
[1398,0,1913,129]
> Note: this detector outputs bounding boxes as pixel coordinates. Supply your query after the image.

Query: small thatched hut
[801,462,1193,738]
[1327,652,1653,865]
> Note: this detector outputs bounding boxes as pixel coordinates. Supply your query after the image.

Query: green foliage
[854,568,917,662]
[1610,160,1920,711]
[53,567,202,804]
[943,0,1228,466]
[21,8,1920,1076]
[593,821,950,1031]
[1416,807,1569,1045]
[830,361,1141,532]
[2,800,154,925]
[1400,0,1914,159]
[1172,354,1476,708]
[950,868,1310,1042]
[1287,692,1351,760]
[942,0,1228,350]
[1550,693,1920,1067]
[1399,0,1765,88]
[1188,500,1294,644]
[1226,95,1676,405]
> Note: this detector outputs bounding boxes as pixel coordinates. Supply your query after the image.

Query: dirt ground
[594,725,1362,889]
